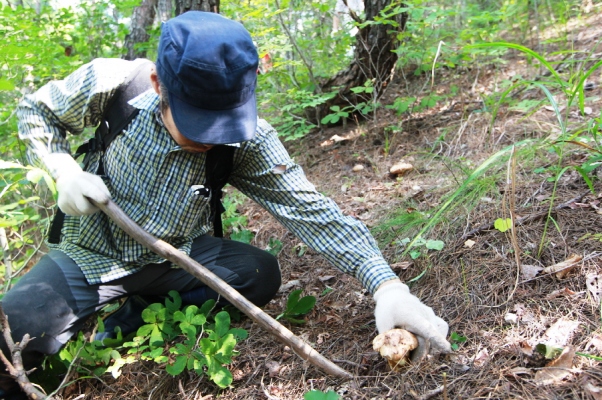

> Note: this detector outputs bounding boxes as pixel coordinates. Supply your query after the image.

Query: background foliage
[1,0,600,394]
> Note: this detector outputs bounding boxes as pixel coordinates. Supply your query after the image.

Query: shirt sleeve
[17,58,140,174]
[230,119,398,294]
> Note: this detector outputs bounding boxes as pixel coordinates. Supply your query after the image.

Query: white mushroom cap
[373,329,419,371]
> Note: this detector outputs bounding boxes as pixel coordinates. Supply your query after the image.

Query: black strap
[47,205,65,244]
[49,60,236,243]
[205,145,236,238]
[49,60,154,245]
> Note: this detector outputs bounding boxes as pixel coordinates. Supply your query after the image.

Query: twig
[505,146,521,306]
[0,304,52,399]
[461,191,590,239]
[92,198,353,380]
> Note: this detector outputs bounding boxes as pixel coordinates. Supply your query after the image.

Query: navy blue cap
[156,12,259,145]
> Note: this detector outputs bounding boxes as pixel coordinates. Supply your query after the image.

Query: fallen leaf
[318,275,335,282]
[390,261,412,271]
[543,318,580,347]
[316,332,330,344]
[473,348,490,368]
[542,254,583,279]
[545,287,577,300]
[464,239,476,248]
[586,273,602,301]
[265,360,281,378]
[521,264,543,280]
[518,341,533,356]
[278,280,301,292]
[507,366,532,377]
[534,346,576,386]
[584,380,602,400]
[504,313,518,324]
[586,333,602,353]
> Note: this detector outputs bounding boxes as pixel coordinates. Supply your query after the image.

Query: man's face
[161,106,214,153]
[150,68,213,154]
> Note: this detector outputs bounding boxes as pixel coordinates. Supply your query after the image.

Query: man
[3,11,450,398]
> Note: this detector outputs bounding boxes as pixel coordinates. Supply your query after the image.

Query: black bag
[48,60,234,244]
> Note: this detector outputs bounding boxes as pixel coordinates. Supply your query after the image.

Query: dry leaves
[542,254,582,279]
[586,333,602,353]
[584,380,602,400]
[521,264,544,280]
[534,346,576,386]
[464,239,476,248]
[543,318,580,347]
[586,273,602,301]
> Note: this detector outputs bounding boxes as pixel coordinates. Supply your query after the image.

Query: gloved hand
[44,153,111,216]
[374,279,451,362]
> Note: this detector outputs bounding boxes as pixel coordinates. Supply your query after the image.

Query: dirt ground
[59,10,602,400]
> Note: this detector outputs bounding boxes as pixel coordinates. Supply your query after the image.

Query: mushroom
[372,328,418,371]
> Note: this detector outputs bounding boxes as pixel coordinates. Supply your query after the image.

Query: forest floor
[60,9,602,400]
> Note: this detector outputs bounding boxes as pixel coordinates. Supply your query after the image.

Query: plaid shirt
[17,58,397,294]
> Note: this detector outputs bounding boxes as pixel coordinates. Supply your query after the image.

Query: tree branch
[0,304,52,399]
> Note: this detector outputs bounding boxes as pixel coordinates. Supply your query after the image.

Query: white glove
[44,153,111,216]
[374,279,451,362]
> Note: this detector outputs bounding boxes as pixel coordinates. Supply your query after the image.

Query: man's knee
[247,251,281,306]
[1,284,74,368]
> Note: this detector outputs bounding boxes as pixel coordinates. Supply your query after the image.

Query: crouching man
[0,11,451,398]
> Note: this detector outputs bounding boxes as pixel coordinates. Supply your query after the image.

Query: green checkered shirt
[17,58,397,294]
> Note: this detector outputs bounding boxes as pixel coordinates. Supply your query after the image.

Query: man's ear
[150,68,161,95]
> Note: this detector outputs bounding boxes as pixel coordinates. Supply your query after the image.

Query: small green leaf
[494,218,512,233]
[231,229,254,243]
[289,295,316,315]
[166,355,188,376]
[214,311,231,337]
[304,390,341,400]
[425,239,444,251]
[535,343,563,359]
[0,79,15,91]
[136,324,153,337]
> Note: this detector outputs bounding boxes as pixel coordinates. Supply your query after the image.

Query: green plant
[51,291,247,389]
[304,390,341,400]
[468,42,602,255]
[397,237,445,260]
[276,289,316,324]
[493,218,512,233]
[265,237,283,256]
[449,331,467,351]
[222,190,255,244]
[320,105,350,125]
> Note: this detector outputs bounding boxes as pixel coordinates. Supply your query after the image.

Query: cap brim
[168,91,257,145]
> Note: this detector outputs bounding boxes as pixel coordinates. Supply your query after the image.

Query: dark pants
[0,234,281,371]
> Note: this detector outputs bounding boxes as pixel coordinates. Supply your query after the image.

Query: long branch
[92,198,353,380]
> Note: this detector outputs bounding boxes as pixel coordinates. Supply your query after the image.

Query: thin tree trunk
[316,0,407,123]
[123,0,158,60]
[157,0,172,22]
[174,0,219,15]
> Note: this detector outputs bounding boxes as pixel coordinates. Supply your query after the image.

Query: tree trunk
[316,0,407,122]
[123,0,158,60]
[157,0,172,22]
[174,0,219,15]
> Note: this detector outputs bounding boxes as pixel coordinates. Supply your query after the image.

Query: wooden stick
[0,305,52,400]
[93,199,353,380]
